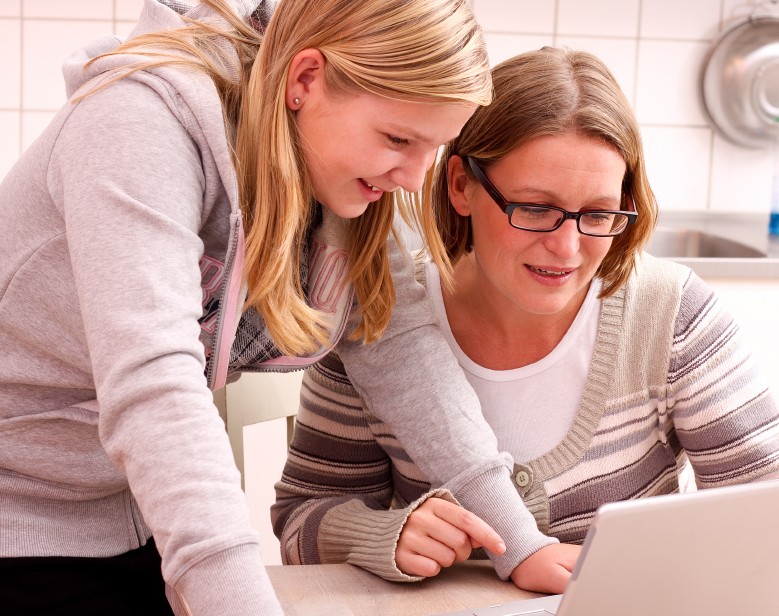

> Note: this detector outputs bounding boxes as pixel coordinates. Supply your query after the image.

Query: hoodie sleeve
[48,78,282,615]
[335,238,556,580]
[272,358,464,582]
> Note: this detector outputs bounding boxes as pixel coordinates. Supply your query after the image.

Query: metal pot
[701,15,779,149]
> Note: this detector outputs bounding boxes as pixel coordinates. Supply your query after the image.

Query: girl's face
[450,132,627,320]
[297,91,475,219]
[287,49,476,219]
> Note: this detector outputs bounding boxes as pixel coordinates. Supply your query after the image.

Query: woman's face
[297,90,475,219]
[451,132,627,319]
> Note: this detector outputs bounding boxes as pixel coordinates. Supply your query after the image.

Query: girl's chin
[320,200,371,219]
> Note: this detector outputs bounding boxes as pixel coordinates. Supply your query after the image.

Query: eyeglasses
[463,156,638,237]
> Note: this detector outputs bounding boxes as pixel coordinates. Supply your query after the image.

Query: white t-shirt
[424,261,601,462]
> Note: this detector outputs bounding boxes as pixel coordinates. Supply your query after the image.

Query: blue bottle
[770,211,779,236]
[768,146,779,236]
[771,165,779,236]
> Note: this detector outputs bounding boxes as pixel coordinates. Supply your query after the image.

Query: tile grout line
[633,0,642,106]
[704,0,728,213]
[18,0,23,158]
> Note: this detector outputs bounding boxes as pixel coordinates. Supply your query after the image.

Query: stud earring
[293,97,301,106]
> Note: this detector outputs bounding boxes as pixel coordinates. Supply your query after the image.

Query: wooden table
[266,561,540,616]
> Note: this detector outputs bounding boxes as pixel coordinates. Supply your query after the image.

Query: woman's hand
[510,543,581,594]
[396,497,505,577]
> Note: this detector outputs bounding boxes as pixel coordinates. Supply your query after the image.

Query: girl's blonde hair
[88,0,491,355]
[422,47,658,298]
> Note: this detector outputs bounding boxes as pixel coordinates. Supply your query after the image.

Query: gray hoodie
[0,1,284,614]
[0,0,552,614]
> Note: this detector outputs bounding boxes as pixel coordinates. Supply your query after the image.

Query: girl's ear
[447,155,474,217]
[285,48,326,110]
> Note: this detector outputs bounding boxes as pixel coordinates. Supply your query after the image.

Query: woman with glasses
[273,47,779,589]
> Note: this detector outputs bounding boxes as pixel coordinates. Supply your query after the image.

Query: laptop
[436,479,779,616]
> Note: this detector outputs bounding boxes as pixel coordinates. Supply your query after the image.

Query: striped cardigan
[272,254,779,582]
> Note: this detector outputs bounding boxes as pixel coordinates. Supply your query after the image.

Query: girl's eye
[386,134,410,147]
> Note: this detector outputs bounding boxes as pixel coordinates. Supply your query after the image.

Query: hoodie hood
[58,0,276,391]
[63,0,273,98]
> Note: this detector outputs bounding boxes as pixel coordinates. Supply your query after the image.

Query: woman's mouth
[527,265,574,278]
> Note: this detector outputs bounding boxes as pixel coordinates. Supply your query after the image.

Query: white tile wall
[634,40,711,126]
[116,0,144,21]
[556,0,640,37]
[0,111,20,179]
[640,0,722,40]
[710,134,775,212]
[642,126,713,211]
[23,19,112,109]
[483,33,553,66]
[24,0,113,19]
[0,0,20,17]
[474,0,556,34]
[0,18,21,109]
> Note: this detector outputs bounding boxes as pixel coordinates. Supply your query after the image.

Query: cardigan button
[515,470,530,488]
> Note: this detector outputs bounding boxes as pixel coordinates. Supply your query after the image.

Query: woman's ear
[285,48,326,110]
[447,155,474,217]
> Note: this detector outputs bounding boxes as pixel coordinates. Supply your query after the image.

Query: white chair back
[214,371,303,488]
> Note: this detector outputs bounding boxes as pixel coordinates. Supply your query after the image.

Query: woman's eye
[588,212,612,222]
[386,134,410,147]
[517,205,554,219]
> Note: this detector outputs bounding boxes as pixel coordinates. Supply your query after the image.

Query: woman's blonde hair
[87,0,491,355]
[422,47,658,298]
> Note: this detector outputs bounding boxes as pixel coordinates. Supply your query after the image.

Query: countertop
[653,211,779,279]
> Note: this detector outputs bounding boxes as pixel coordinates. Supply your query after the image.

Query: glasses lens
[580,212,629,236]
[510,205,564,231]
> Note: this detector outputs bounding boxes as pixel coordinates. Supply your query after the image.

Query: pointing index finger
[437,503,506,555]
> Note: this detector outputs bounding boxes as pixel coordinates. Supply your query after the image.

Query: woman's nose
[543,218,581,258]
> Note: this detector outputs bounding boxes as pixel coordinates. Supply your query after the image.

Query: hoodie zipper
[206,216,245,391]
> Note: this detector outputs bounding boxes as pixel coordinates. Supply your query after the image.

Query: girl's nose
[389,149,437,193]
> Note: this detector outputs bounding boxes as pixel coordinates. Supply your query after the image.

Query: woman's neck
[441,255,587,370]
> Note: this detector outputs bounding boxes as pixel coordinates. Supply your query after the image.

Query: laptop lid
[436,479,779,616]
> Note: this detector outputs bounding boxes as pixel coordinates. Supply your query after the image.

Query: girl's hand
[396,497,505,577]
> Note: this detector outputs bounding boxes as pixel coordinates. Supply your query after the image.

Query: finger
[420,520,473,562]
[407,501,480,559]
[429,501,506,555]
[402,501,475,562]
[396,550,443,578]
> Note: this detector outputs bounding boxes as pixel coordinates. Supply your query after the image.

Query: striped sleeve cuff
[317,488,459,582]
